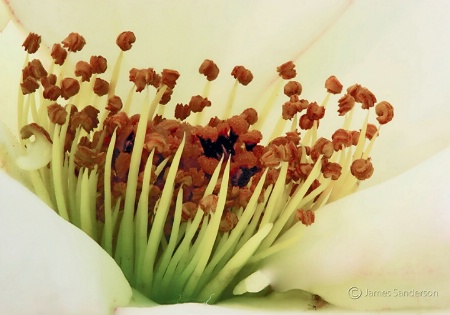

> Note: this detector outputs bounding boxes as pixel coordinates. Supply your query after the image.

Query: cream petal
[0,171,132,314]
[290,0,450,185]
[257,145,450,310]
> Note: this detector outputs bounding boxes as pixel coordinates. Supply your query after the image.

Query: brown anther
[227,115,249,135]
[106,96,123,113]
[296,209,315,226]
[189,95,211,113]
[60,78,80,100]
[129,68,147,92]
[43,85,62,101]
[282,101,298,120]
[70,105,99,132]
[181,202,198,221]
[74,146,106,170]
[261,148,281,168]
[62,33,86,52]
[20,123,52,143]
[41,74,57,87]
[22,33,41,54]
[198,194,218,214]
[20,77,39,95]
[311,137,333,161]
[93,78,109,96]
[284,81,302,97]
[161,69,180,89]
[240,130,263,147]
[325,75,343,94]
[51,43,68,65]
[299,114,314,130]
[306,102,325,120]
[296,97,310,112]
[331,129,352,151]
[22,59,48,80]
[231,66,253,86]
[348,84,377,109]
[47,103,67,125]
[158,87,173,105]
[337,93,355,116]
[351,158,374,180]
[349,131,360,146]
[145,68,160,88]
[194,125,219,142]
[75,61,93,82]
[144,132,168,154]
[198,156,220,175]
[322,160,342,180]
[116,31,136,51]
[277,61,296,80]
[365,124,378,140]
[175,170,193,187]
[219,210,238,232]
[239,108,258,125]
[375,101,394,124]
[174,104,191,120]
[90,56,108,74]
[298,163,313,178]
[199,59,220,81]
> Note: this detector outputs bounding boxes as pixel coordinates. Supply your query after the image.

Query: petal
[257,145,450,310]
[0,171,132,314]
[290,0,450,185]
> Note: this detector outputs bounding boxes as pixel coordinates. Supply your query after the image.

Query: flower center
[14,31,394,304]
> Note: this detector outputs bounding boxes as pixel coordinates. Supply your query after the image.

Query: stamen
[11,31,395,305]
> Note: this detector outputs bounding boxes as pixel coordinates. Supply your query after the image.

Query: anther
[365,124,378,140]
[325,75,343,94]
[62,33,86,52]
[199,59,220,81]
[321,160,342,180]
[284,81,302,97]
[60,78,80,99]
[51,43,68,65]
[189,95,211,113]
[331,129,352,151]
[116,31,136,51]
[350,158,374,180]
[174,104,191,120]
[93,78,110,96]
[75,61,93,82]
[90,56,108,74]
[337,94,355,116]
[375,101,394,124]
[277,61,296,80]
[106,96,123,113]
[47,103,68,125]
[296,209,315,226]
[231,66,253,85]
[161,69,180,89]
[347,84,376,109]
[22,33,41,54]
[306,102,325,120]
[22,59,48,80]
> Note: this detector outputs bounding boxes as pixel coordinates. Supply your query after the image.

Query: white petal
[0,171,132,315]
[258,145,450,310]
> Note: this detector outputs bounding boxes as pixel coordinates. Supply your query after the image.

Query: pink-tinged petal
[0,171,132,314]
[0,0,10,31]
[258,145,450,310]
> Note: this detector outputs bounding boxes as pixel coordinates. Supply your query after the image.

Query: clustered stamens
[14,31,394,304]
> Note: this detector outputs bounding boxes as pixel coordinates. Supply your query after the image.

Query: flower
[0,0,448,315]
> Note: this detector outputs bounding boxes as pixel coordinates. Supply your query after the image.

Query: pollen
[13,31,394,304]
